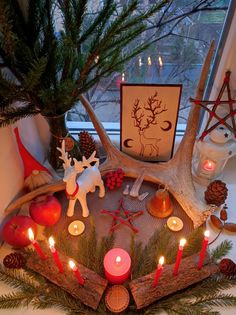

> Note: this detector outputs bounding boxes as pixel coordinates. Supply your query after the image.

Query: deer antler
[131,99,145,131]
[143,91,167,130]
[5,43,216,230]
[57,140,72,169]
[82,152,99,167]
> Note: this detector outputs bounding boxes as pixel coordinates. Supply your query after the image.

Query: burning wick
[153,256,164,287]
[138,56,142,67]
[69,260,85,285]
[116,256,122,265]
[148,56,152,66]
[158,56,163,67]
[121,72,125,82]
[49,236,64,273]
[28,228,47,260]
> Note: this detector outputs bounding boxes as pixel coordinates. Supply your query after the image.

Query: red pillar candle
[153,256,164,287]
[69,260,85,286]
[173,238,186,276]
[104,248,131,284]
[198,230,210,270]
[49,236,64,273]
[28,228,47,260]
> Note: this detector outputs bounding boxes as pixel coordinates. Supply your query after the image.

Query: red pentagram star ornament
[100,198,144,233]
[190,71,236,140]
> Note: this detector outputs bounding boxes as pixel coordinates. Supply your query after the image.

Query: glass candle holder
[192,127,236,184]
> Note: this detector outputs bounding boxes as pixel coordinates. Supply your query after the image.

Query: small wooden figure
[57,140,105,217]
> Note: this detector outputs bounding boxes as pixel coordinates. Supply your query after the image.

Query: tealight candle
[167,216,183,232]
[153,256,164,287]
[69,260,85,286]
[198,230,210,270]
[68,220,85,236]
[173,238,186,276]
[28,228,47,260]
[104,248,131,284]
[49,236,64,273]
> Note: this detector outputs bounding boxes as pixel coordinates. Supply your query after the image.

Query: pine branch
[211,240,233,263]
[23,56,48,91]
[0,104,40,127]
[0,291,36,309]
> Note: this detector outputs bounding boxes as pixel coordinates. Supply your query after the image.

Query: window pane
[67,0,230,126]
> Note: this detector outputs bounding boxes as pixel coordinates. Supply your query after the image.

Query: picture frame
[120,84,182,162]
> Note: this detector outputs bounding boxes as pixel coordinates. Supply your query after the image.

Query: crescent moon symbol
[161,120,172,131]
[123,138,134,148]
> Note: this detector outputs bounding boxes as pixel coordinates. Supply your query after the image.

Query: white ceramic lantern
[192,126,236,184]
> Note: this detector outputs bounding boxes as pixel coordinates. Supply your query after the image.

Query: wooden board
[129,253,219,309]
[26,246,108,310]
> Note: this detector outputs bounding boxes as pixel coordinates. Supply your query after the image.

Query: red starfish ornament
[100,198,144,233]
[190,71,236,140]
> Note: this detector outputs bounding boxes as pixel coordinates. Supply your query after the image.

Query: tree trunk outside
[45,113,82,170]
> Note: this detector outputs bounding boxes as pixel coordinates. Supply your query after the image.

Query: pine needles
[0,226,235,314]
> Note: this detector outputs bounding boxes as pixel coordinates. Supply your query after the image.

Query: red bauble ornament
[2,215,37,248]
[29,195,61,226]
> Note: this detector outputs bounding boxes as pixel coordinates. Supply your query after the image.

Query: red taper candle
[153,256,164,287]
[173,239,186,276]
[69,260,85,286]
[198,230,210,270]
[49,236,64,273]
[28,228,47,260]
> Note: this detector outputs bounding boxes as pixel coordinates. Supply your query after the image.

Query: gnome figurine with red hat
[14,127,53,191]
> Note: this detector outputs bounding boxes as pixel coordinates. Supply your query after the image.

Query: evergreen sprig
[0,0,169,125]
[0,226,236,314]
[211,240,233,263]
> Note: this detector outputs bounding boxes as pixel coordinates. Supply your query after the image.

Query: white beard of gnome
[57,140,105,218]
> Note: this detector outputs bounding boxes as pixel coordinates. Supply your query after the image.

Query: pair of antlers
[57,140,99,173]
[132,91,167,131]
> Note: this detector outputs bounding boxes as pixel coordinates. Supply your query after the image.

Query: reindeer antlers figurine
[57,140,105,218]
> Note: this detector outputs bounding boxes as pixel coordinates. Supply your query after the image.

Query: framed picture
[120,84,182,162]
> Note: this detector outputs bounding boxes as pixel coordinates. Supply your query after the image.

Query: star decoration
[190,71,236,140]
[100,198,144,233]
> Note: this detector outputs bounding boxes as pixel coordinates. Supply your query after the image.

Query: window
[67,0,231,131]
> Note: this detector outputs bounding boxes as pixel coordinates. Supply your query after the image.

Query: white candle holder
[192,126,236,185]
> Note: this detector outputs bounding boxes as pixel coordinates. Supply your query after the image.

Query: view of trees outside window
[67,0,230,125]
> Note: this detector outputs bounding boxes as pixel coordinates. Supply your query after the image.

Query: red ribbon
[66,183,79,199]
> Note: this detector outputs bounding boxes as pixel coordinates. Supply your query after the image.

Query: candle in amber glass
[147,188,173,218]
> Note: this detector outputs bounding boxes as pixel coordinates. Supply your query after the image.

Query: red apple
[2,215,37,248]
[29,194,61,226]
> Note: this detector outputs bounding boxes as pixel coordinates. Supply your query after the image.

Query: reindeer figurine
[57,140,105,218]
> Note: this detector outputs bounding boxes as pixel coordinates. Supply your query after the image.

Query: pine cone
[204,180,228,206]
[219,258,236,276]
[3,252,26,269]
[78,131,98,159]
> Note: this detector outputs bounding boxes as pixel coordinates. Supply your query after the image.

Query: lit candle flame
[180,238,186,247]
[116,256,122,264]
[28,228,34,241]
[121,72,125,81]
[69,260,75,269]
[95,55,99,63]
[148,56,152,65]
[138,56,142,67]
[158,56,163,67]
[159,256,164,266]
[49,236,55,247]
[173,220,177,225]
[204,230,210,238]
